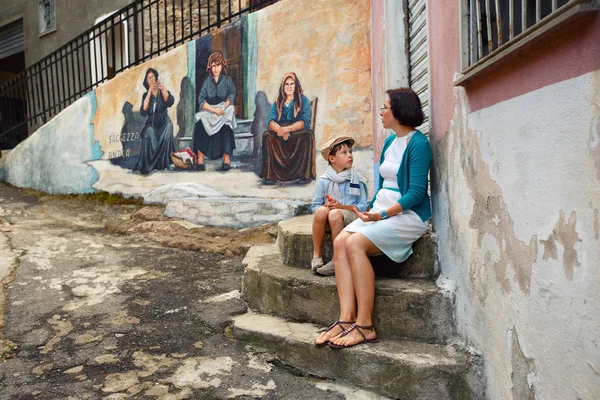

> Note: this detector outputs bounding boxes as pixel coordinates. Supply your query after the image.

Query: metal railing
[0,0,278,146]
[464,0,595,70]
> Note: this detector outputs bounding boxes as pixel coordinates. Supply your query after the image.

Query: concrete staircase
[232,214,484,399]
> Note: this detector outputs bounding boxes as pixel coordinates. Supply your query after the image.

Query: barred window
[456,0,599,84]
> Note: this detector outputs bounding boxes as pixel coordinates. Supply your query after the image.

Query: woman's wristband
[379,210,389,220]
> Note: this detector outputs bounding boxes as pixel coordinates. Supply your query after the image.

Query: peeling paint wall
[0,92,100,194]
[429,6,600,398]
[433,73,600,400]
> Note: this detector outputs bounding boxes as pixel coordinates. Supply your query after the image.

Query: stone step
[242,245,456,342]
[232,312,483,400]
[278,215,438,279]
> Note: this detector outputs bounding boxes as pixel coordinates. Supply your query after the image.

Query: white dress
[344,131,430,262]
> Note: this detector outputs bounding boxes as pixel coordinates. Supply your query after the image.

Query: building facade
[427,2,600,399]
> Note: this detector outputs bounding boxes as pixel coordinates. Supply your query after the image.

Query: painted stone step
[232,312,483,400]
[165,197,309,228]
[278,214,438,279]
[242,245,455,342]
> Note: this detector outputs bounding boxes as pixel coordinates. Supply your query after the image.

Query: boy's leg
[315,209,345,276]
[327,209,345,241]
[311,206,329,269]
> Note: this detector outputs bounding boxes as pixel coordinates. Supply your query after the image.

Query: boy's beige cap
[320,135,355,160]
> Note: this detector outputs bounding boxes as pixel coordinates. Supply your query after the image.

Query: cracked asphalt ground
[0,183,386,400]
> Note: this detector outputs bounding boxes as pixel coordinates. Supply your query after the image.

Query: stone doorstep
[242,245,456,342]
[278,215,439,280]
[232,312,482,400]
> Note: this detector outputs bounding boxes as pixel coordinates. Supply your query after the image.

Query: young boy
[310,135,368,276]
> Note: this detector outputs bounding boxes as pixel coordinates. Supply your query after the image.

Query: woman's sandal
[314,320,354,347]
[328,323,378,350]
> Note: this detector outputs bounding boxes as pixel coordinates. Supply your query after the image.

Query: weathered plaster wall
[429,5,600,399]
[0,92,101,193]
[254,0,372,150]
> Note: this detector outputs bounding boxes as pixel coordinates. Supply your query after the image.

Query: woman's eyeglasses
[380,106,390,112]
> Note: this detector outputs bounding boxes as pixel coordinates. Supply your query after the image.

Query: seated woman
[314,88,431,349]
[134,68,175,175]
[192,51,237,171]
[259,72,315,184]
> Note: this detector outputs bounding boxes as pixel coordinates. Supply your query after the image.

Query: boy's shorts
[324,209,358,231]
[341,210,358,226]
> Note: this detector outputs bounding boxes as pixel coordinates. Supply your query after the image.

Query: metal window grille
[463,0,598,71]
[0,0,279,146]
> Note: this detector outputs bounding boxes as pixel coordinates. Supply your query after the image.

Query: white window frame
[38,0,56,36]
[455,0,600,86]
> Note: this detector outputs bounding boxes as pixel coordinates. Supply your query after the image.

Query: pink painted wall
[429,6,600,140]
[428,1,460,141]
[466,12,600,112]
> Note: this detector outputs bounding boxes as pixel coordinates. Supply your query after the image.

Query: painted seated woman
[260,72,315,184]
[192,51,237,171]
[134,68,175,175]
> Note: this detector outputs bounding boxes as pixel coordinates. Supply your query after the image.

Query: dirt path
[0,183,380,400]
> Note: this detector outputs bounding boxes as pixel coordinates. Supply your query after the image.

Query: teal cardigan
[369,131,432,222]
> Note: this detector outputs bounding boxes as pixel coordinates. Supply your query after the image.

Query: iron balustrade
[0,0,279,146]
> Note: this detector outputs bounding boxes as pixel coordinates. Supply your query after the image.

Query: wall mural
[104,18,317,186]
[3,0,373,215]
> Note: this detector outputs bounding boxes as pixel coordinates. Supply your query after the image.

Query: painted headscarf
[275,72,304,122]
[143,68,159,90]
[206,51,228,75]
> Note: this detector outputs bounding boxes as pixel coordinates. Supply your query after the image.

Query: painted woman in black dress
[134,68,175,175]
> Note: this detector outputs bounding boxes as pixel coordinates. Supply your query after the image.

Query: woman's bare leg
[312,206,329,258]
[329,233,380,347]
[314,231,356,345]
[197,151,205,164]
[223,153,230,165]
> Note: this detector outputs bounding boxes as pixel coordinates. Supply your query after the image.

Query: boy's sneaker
[310,257,324,271]
[316,261,335,276]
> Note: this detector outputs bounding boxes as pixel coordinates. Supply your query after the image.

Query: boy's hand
[325,196,342,209]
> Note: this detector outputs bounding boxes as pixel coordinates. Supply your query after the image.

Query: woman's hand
[353,206,382,222]
[157,80,169,101]
[276,125,290,140]
[212,106,225,116]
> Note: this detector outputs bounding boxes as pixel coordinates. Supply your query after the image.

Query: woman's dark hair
[386,88,424,128]
[143,68,159,90]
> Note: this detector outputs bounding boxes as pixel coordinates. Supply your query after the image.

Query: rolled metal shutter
[0,19,25,60]
[408,0,429,134]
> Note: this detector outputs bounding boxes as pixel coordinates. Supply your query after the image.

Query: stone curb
[233,312,480,400]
